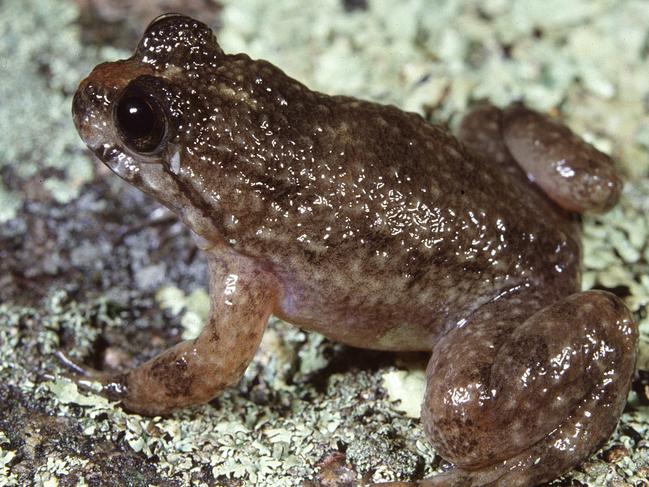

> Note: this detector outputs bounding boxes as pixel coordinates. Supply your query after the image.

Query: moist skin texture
[71,14,637,487]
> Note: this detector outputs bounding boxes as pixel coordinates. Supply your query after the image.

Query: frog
[71,13,638,487]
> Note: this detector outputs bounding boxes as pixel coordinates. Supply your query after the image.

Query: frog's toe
[54,351,128,402]
[55,350,95,377]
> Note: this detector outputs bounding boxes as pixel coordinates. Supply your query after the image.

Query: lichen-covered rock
[1,0,648,486]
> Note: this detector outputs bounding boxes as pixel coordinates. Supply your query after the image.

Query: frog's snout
[72,79,94,146]
[71,85,85,125]
[71,78,106,152]
[71,80,91,139]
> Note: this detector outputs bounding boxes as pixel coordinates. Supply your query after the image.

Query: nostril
[84,81,98,98]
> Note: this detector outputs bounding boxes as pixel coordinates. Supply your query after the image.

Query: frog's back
[188,55,581,348]
[289,95,581,309]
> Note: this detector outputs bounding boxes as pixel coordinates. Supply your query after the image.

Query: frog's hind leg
[501,103,622,214]
[407,290,636,487]
[457,103,521,176]
[458,103,622,214]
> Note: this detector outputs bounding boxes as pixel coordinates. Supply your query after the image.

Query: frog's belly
[269,245,526,351]
[275,305,438,351]
[273,279,468,352]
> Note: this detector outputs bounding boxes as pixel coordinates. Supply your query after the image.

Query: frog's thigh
[114,251,279,416]
[457,103,518,170]
[501,103,622,214]
[420,290,637,487]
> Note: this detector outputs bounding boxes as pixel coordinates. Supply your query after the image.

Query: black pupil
[115,94,165,152]
[117,96,155,138]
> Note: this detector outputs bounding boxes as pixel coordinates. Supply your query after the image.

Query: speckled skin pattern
[72,14,638,487]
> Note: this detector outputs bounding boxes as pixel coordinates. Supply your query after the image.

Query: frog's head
[71,14,226,228]
[74,13,303,247]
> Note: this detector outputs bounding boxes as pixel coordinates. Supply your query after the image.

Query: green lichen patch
[0,0,127,222]
[382,368,426,419]
[156,286,211,340]
[1,287,438,485]
[0,431,17,487]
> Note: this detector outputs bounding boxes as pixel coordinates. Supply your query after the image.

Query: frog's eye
[115,86,167,154]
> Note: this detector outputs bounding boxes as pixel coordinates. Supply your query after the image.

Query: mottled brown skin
[71,14,638,487]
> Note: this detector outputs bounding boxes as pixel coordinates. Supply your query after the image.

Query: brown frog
[71,14,638,487]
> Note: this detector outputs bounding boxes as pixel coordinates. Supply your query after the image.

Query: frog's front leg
[384,290,637,487]
[104,250,280,416]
